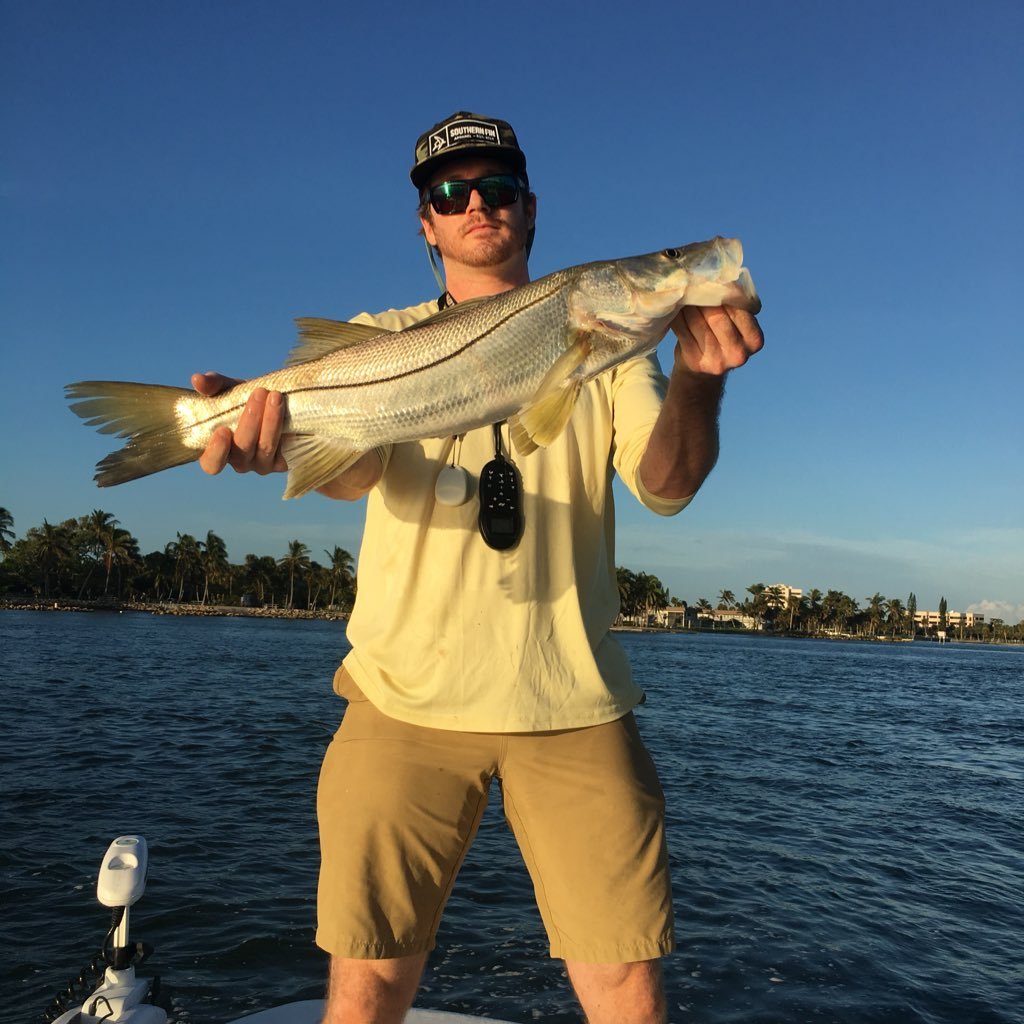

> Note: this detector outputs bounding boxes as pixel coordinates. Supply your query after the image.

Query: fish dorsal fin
[508,330,593,456]
[279,433,368,499]
[286,318,392,366]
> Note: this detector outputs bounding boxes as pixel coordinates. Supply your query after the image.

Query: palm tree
[279,540,311,609]
[865,593,886,637]
[635,572,668,623]
[72,510,115,597]
[745,583,768,629]
[785,592,803,632]
[85,512,139,596]
[324,546,355,610]
[717,589,736,610]
[887,598,906,638]
[805,589,823,634]
[764,586,785,628]
[139,549,175,601]
[0,507,14,556]
[821,590,841,633]
[822,590,858,635]
[305,562,331,610]
[28,519,72,597]
[616,567,637,621]
[104,527,139,598]
[168,533,203,602]
[200,531,230,605]
[242,554,279,605]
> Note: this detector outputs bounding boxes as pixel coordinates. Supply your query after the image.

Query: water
[1,611,1021,1024]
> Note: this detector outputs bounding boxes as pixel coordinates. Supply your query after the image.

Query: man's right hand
[192,372,288,476]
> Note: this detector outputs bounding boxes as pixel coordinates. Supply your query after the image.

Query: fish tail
[65,381,201,486]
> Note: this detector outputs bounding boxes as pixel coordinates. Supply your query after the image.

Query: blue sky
[3,0,1022,622]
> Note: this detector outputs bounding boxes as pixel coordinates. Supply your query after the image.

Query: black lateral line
[181,284,565,433]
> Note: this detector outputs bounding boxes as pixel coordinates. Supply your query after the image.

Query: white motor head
[96,835,149,908]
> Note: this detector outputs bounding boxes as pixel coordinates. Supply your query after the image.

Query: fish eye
[662,248,681,260]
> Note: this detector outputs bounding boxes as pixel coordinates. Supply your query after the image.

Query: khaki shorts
[316,672,675,963]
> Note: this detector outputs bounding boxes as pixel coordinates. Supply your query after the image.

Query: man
[195,111,763,1024]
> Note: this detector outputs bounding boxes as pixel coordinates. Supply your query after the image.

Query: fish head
[569,236,761,356]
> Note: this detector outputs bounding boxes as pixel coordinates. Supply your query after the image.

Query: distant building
[765,584,802,608]
[913,610,985,628]
[656,605,758,630]
[705,608,759,630]
[661,606,697,628]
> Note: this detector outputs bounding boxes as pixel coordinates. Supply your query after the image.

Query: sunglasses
[426,174,525,215]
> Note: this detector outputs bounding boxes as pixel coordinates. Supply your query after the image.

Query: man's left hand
[670,306,764,376]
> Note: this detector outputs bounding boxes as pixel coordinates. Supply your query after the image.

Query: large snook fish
[67,236,760,499]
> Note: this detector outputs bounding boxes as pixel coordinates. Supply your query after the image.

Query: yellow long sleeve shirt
[339,299,691,732]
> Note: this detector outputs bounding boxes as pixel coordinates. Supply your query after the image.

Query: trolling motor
[46,836,167,1024]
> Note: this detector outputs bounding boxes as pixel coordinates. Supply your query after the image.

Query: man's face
[419,156,536,273]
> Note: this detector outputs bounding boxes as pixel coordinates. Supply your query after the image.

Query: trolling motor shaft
[47,836,166,1024]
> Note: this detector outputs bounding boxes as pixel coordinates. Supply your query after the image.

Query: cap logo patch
[429,119,501,157]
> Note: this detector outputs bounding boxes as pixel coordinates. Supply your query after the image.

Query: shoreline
[0,597,346,621]
[3,599,1020,644]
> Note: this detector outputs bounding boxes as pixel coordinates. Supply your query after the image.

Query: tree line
[616,570,1022,644]
[0,507,354,612]
[3,508,1020,641]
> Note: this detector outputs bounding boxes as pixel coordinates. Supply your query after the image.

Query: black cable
[102,907,125,967]
[88,994,114,1020]
[42,950,107,1021]
[42,909,153,1023]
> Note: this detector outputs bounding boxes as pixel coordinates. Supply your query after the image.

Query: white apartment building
[764,584,803,607]
[913,610,985,628]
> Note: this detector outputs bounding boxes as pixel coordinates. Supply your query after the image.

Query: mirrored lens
[429,175,521,215]
[478,177,519,207]
[430,181,470,215]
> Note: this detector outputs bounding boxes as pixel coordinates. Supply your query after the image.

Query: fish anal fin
[511,381,584,455]
[279,433,366,499]
[508,416,539,456]
[286,319,392,366]
[508,330,592,455]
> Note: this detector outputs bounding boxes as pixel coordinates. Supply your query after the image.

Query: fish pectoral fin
[279,434,367,499]
[285,319,393,366]
[508,330,592,455]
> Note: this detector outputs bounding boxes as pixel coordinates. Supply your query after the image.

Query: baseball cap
[411,111,528,190]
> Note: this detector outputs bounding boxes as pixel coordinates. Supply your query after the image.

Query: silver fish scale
[198,269,584,449]
[70,237,760,491]
[183,244,756,453]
